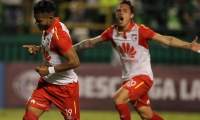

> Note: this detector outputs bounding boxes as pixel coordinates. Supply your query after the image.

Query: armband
[48,67,55,74]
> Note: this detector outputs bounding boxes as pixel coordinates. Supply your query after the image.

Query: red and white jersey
[101,21,155,81]
[40,18,78,85]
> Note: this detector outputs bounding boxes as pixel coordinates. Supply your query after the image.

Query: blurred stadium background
[0,0,200,120]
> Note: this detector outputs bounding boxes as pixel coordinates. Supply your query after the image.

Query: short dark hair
[119,0,134,13]
[33,0,56,14]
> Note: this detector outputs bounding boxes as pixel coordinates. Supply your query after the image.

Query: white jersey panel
[41,24,78,85]
[112,26,153,81]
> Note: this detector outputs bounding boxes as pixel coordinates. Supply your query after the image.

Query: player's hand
[23,45,40,55]
[190,36,200,53]
[35,65,49,76]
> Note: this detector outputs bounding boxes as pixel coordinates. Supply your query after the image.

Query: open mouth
[119,17,124,23]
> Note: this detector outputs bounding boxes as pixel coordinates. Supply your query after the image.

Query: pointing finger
[193,36,198,43]
[23,45,31,48]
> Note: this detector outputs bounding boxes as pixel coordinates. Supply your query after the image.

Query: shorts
[122,75,153,109]
[27,78,80,120]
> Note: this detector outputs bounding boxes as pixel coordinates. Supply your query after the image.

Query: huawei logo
[119,43,137,58]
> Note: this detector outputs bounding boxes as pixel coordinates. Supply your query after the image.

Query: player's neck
[118,21,131,31]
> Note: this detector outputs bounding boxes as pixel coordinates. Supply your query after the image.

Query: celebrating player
[73,0,200,120]
[22,0,80,120]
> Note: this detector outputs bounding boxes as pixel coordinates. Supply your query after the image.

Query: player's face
[116,3,134,28]
[34,13,52,31]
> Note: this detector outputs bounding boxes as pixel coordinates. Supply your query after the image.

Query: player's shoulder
[56,22,67,30]
[56,22,69,34]
[109,24,117,29]
[106,24,118,31]
[103,24,117,33]
[51,23,71,41]
[135,23,150,30]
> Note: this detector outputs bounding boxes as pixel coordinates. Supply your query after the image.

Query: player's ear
[130,13,134,19]
[49,16,54,21]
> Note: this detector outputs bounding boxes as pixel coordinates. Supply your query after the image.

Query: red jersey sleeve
[139,24,156,40]
[100,26,114,41]
[52,30,72,55]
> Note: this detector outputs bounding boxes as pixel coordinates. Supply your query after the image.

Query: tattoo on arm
[168,37,173,46]
[73,37,105,52]
[95,40,105,46]
[167,36,191,49]
[183,44,191,49]
[73,39,90,52]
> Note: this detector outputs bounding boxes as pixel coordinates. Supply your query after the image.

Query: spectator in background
[68,0,85,23]
[65,0,90,42]
[1,0,23,34]
[83,0,120,38]
[141,0,175,34]
[177,0,186,24]
[179,0,200,39]
[99,0,119,23]
[0,2,2,32]
[85,0,102,37]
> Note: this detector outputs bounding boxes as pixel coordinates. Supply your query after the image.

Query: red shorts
[122,75,153,109]
[27,78,80,120]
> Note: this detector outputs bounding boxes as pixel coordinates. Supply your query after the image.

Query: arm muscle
[54,48,80,72]
[151,34,191,49]
[73,36,105,52]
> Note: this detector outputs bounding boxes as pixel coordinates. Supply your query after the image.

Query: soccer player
[22,0,80,120]
[73,0,200,120]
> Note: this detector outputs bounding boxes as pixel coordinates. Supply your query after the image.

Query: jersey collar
[126,20,135,31]
[117,21,135,34]
[117,21,135,39]
[45,17,60,34]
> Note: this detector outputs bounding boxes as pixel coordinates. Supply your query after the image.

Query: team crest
[46,38,50,46]
[131,34,137,42]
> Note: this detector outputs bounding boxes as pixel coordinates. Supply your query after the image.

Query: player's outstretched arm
[23,45,41,55]
[73,36,105,52]
[190,36,200,53]
[151,34,200,53]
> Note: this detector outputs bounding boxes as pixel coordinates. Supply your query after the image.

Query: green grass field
[0,108,200,120]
